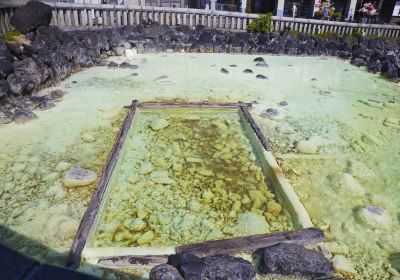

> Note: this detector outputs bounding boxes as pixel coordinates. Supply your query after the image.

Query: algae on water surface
[89,108,291,247]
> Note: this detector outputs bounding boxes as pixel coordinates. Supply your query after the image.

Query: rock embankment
[1,1,400,125]
[150,244,344,280]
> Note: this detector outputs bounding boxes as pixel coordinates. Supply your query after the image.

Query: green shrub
[249,13,273,34]
[313,32,336,40]
[332,12,342,20]
[314,11,323,19]
[3,30,22,42]
[351,27,363,38]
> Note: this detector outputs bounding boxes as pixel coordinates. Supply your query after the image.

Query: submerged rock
[81,132,96,143]
[256,74,268,79]
[107,61,119,68]
[361,133,381,145]
[228,211,269,236]
[278,101,288,106]
[340,173,365,196]
[125,218,146,231]
[55,161,72,172]
[259,243,334,277]
[154,75,168,81]
[332,255,356,277]
[64,165,97,187]
[243,69,253,73]
[355,205,392,229]
[119,62,138,69]
[137,230,154,245]
[50,89,65,101]
[256,62,269,67]
[348,160,375,179]
[260,108,279,119]
[140,162,154,174]
[295,136,329,154]
[150,264,184,280]
[14,108,37,124]
[150,118,169,130]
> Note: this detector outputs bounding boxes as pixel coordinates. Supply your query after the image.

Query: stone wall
[0,21,400,124]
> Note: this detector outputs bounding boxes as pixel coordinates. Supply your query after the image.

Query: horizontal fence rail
[0,2,400,38]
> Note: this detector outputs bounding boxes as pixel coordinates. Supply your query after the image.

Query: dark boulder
[47,51,73,82]
[5,42,24,57]
[50,89,65,101]
[68,45,94,68]
[11,1,52,33]
[119,62,138,69]
[0,58,14,79]
[13,108,37,124]
[243,69,253,73]
[178,261,206,280]
[203,254,256,280]
[256,74,268,79]
[351,57,367,67]
[0,79,9,98]
[220,68,229,74]
[7,58,48,95]
[381,60,399,80]
[367,59,382,73]
[149,264,184,280]
[259,243,334,278]
[338,50,352,59]
[0,109,14,124]
[254,57,265,62]
[167,253,202,267]
[168,253,205,280]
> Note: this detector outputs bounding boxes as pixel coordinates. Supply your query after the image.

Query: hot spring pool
[0,53,399,280]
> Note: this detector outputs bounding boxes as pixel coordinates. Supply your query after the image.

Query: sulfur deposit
[90,108,291,247]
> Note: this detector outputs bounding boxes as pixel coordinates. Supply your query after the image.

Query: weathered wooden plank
[240,106,271,151]
[99,254,169,267]
[177,227,324,257]
[96,228,324,267]
[139,101,252,108]
[67,101,139,269]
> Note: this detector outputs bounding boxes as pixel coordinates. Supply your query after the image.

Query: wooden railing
[1,2,400,38]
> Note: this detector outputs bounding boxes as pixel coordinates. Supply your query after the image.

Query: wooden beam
[138,101,253,108]
[99,254,169,267]
[67,100,139,269]
[240,106,271,151]
[97,228,324,267]
[176,227,324,257]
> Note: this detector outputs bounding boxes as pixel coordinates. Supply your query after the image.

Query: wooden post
[160,12,164,25]
[102,10,108,26]
[66,10,73,27]
[73,9,79,27]
[67,101,139,269]
[51,10,58,26]
[123,10,128,25]
[58,10,65,28]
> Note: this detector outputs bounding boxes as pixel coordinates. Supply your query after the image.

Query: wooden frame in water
[68,101,313,269]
